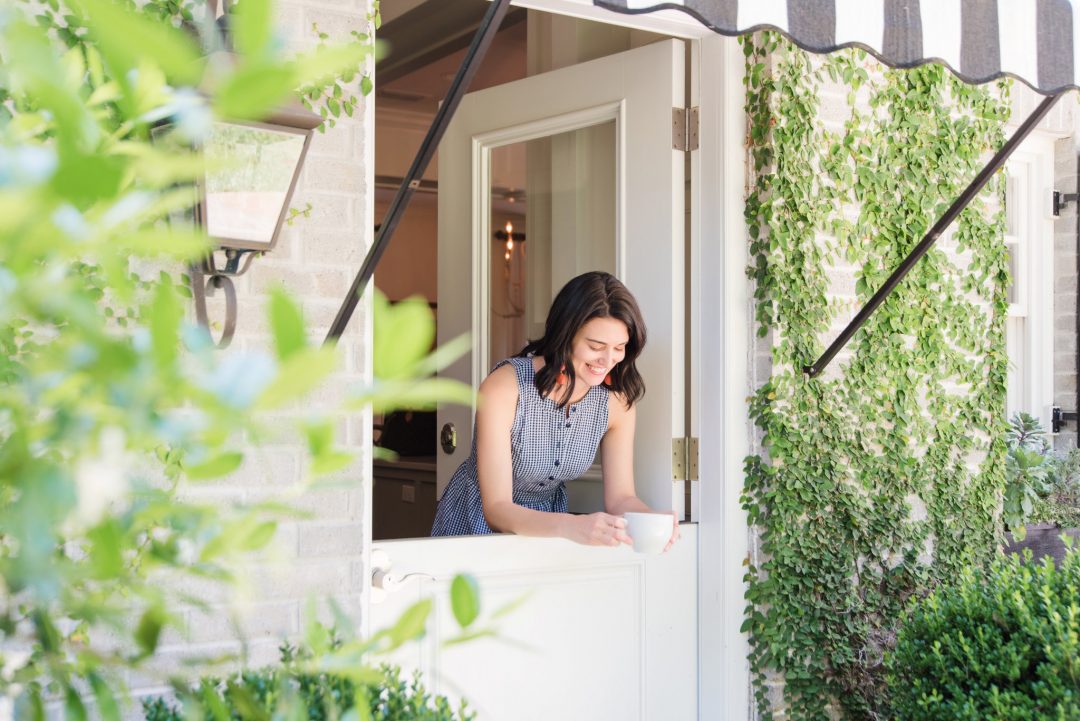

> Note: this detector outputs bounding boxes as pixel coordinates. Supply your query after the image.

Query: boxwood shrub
[888,548,1079,720]
[142,644,474,721]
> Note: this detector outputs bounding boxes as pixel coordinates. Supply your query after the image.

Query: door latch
[440,422,457,454]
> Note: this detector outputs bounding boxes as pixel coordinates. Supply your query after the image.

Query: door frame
[364,3,752,718]
[1003,134,1057,428]
[468,101,626,398]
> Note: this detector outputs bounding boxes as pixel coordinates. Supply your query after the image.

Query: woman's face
[569,316,629,387]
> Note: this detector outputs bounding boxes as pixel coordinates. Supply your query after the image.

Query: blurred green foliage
[0,0,471,718]
[139,581,499,721]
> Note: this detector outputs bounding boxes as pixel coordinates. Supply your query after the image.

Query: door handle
[440,422,457,454]
[370,549,436,603]
[372,569,436,592]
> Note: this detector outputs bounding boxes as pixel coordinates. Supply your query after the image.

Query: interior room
[371,0,669,540]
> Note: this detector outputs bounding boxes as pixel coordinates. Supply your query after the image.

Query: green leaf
[89,674,121,721]
[442,627,498,648]
[113,228,209,260]
[74,0,201,86]
[185,451,244,480]
[226,683,270,721]
[149,281,182,371]
[134,605,165,656]
[373,293,436,379]
[65,686,88,721]
[269,287,307,360]
[292,43,372,89]
[377,598,431,651]
[88,519,124,579]
[311,451,354,476]
[353,377,476,413]
[413,332,471,376]
[231,0,274,60]
[450,573,480,628]
[201,683,231,721]
[213,63,297,122]
[256,347,339,409]
[241,521,277,551]
[53,147,125,207]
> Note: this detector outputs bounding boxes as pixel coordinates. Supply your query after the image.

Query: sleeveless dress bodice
[431,356,610,536]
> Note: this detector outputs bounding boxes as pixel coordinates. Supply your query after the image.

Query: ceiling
[375,0,528,116]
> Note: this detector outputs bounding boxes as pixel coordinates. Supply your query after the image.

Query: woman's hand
[663,511,681,553]
[565,512,632,547]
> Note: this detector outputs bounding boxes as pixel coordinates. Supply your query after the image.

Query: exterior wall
[744,60,1076,720]
[128,0,374,703]
[1009,85,1077,451]
[1055,131,1079,451]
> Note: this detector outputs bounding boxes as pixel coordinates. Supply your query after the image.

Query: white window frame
[1005,137,1056,428]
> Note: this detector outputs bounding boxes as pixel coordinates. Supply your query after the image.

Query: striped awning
[594,0,1079,96]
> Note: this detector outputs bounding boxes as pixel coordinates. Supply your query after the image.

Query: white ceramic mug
[623,512,670,555]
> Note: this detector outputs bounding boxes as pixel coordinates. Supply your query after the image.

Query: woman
[431,271,680,550]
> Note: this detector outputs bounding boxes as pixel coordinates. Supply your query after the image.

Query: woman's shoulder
[480,361,522,397]
[604,388,634,422]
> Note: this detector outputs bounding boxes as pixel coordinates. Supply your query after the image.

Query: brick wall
[128,0,374,704]
[1054,134,1079,451]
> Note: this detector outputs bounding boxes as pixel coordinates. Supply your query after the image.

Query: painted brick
[249,558,355,600]
[308,122,356,159]
[297,521,364,557]
[185,601,298,645]
[304,156,364,194]
[248,488,356,521]
[288,191,355,229]
[299,228,370,265]
[302,7,369,40]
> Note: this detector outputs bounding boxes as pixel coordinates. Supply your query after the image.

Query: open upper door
[436,37,687,515]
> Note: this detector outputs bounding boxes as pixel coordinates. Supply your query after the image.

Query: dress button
[554,460,560,466]
[539,482,545,487]
[548,476,554,481]
[565,422,571,428]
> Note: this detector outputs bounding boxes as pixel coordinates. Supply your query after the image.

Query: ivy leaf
[450,573,480,628]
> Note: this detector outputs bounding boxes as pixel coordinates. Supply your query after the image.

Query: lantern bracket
[191,262,238,349]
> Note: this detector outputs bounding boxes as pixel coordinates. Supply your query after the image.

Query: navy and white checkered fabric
[431,356,610,537]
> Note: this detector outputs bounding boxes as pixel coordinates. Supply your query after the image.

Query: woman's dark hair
[517,271,647,408]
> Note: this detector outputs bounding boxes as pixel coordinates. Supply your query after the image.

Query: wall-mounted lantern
[155,101,321,348]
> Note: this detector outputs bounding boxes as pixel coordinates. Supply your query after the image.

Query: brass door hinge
[671,107,699,152]
[671,437,700,481]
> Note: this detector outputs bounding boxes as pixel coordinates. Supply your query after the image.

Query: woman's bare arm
[477,366,629,545]
[601,395,680,551]
[600,395,650,515]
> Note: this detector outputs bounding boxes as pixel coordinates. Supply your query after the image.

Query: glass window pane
[1006,243,1019,307]
[488,120,617,369]
[204,122,306,246]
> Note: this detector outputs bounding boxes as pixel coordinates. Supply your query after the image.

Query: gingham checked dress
[431,355,610,536]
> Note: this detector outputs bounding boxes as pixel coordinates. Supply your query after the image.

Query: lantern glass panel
[204,122,306,247]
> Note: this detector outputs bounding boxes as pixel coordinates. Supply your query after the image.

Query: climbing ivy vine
[741,33,1011,721]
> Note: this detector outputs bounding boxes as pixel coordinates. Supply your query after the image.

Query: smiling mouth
[585,363,607,376]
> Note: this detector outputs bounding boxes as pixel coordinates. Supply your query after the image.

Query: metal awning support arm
[804,91,1065,378]
[324,0,513,343]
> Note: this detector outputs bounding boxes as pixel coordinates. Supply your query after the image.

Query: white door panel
[372,527,697,721]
